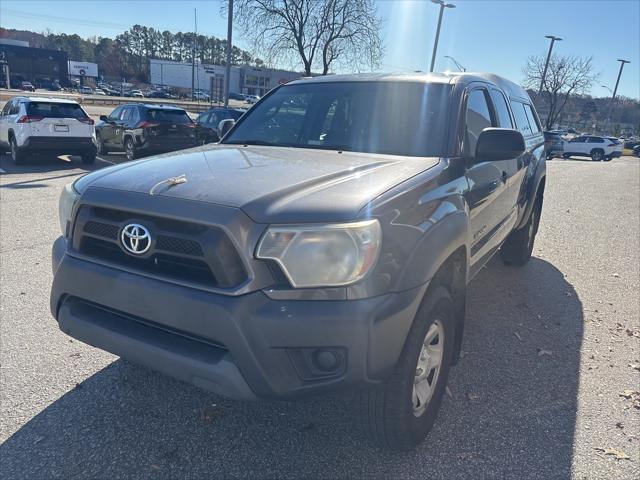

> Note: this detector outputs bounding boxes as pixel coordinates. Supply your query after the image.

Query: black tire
[124,137,137,161]
[590,149,604,161]
[500,198,542,266]
[81,153,96,164]
[356,286,456,451]
[9,136,26,165]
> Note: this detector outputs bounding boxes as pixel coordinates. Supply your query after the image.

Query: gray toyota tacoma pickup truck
[51,72,546,450]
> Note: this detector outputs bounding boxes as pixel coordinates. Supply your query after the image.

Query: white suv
[562,135,618,162]
[0,96,97,164]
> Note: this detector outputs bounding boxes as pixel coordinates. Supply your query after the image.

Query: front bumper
[51,237,426,401]
[20,136,97,156]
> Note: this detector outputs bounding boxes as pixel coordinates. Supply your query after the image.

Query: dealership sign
[68,61,98,77]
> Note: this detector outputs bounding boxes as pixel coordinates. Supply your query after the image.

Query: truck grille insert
[73,206,247,290]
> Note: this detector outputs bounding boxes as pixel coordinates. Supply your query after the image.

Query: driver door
[463,87,517,274]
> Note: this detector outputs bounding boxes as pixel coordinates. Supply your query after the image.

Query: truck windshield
[223,81,450,157]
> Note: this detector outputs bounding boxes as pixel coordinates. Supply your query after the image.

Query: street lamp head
[545,35,562,41]
[444,3,456,8]
[430,0,444,4]
[617,59,630,64]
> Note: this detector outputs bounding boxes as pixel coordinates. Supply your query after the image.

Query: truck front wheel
[500,199,541,266]
[356,286,455,450]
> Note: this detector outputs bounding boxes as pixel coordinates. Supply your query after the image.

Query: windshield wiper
[224,139,292,147]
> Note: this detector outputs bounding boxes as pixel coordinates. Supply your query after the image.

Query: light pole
[538,34,562,95]
[444,55,466,72]
[224,0,234,108]
[605,58,630,131]
[429,0,455,73]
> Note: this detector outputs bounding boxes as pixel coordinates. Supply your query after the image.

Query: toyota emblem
[121,223,151,255]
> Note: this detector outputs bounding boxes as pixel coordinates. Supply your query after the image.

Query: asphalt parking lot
[1,153,638,479]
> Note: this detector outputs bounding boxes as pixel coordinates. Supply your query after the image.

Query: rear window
[144,109,192,123]
[510,101,533,136]
[26,102,87,119]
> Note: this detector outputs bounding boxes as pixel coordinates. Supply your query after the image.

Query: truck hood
[82,145,440,223]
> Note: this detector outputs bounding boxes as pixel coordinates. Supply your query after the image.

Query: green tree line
[1,27,263,82]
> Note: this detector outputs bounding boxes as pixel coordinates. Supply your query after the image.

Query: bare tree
[523,54,598,129]
[231,0,383,75]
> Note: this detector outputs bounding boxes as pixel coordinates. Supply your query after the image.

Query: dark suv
[96,104,197,160]
[195,107,245,144]
[51,73,546,450]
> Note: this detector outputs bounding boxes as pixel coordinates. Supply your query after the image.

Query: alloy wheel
[412,320,445,416]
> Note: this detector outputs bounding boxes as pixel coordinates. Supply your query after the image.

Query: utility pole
[191,8,197,101]
[605,59,630,131]
[539,35,562,95]
[224,0,233,108]
[429,0,455,73]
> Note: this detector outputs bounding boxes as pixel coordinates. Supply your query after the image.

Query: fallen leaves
[537,348,553,357]
[445,386,453,399]
[618,390,640,410]
[200,403,223,424]
[595,447,631,460]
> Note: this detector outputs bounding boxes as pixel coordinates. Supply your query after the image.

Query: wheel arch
[426,246,468,364]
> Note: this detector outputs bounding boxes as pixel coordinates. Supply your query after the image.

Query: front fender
[516,154,546,230]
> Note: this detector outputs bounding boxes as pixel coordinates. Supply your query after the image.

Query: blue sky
[1,0,638,99]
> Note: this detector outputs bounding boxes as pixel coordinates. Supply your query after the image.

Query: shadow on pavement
[0,257,583,479]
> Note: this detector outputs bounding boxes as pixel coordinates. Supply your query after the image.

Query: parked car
[78,86,93,95]
[52,72,547,450]
[245,94,260,104]
[95,103,197,160]
[149,90,171,99]
[130,90,145,98]
[623,139,640,150]
[0,96,96,164]
[543,131,564,159]
[93,89,107,96]
[20,81,36,92]
[633,144,640,157]
[195,108,245,144]
[193,91,210,101]
[229,92,246,101]
[562,135,619,161]
[605,137,623,158]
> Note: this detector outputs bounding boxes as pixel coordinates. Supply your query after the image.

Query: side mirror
[99,115,109,122]
[218,119,236,139]
[475,128,525,161]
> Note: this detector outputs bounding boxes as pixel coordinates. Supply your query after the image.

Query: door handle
[501,171,508,183]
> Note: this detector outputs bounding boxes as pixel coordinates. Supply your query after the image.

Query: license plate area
[54,125,69,132]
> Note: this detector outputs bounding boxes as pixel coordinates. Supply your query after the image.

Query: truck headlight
[256,220,381,288]
[58,182,79,237]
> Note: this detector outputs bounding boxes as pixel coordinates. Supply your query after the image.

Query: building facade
[149,59,303,96]
[0,40,68,88]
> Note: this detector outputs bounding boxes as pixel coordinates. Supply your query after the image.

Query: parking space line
[97,156,115,165]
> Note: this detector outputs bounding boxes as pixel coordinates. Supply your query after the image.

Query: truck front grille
[72,206,248,290]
